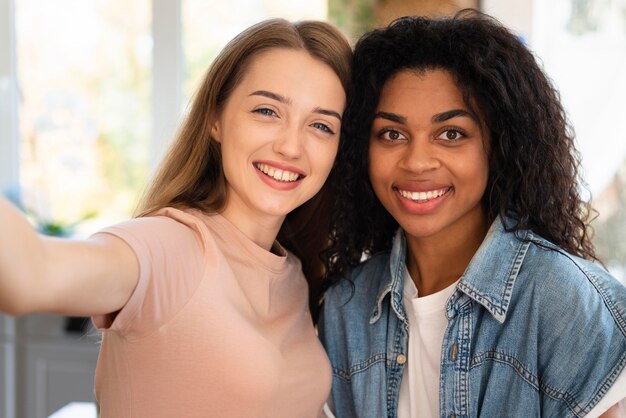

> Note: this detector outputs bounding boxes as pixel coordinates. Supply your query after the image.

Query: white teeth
[399,187,448,202]
[255,163,301,182]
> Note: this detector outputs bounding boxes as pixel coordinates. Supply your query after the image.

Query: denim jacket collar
[369,229,408,325]
[369,216,531,325]
[455,217,532,323]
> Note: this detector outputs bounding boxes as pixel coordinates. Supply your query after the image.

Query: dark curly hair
[322,9,597,287]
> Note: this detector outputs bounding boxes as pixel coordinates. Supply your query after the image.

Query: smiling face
[368,69,489,243]
[211,47,345,232]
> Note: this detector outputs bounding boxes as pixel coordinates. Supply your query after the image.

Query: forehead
[238,48,331,88]
[378,69,465,110]
[244,47,305,72]
[230,47,346,108]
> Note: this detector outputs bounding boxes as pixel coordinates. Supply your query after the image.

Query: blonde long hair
[136,19,352,218]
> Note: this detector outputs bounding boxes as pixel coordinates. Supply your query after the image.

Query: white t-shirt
[397,267,626,418]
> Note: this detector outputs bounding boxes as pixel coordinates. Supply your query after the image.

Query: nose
[272,124,303,159]
[398,138,440,173]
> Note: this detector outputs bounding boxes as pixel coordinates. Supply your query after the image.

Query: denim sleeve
[534,256,626,417]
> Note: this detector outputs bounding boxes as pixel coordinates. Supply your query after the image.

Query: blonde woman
[0,18,351,417]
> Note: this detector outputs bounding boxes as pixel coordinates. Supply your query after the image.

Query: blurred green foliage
[329,0,381,40]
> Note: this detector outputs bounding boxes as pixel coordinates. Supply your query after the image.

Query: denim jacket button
[396,354,407,365]
[449,413,455,418]
[450,342,458,362]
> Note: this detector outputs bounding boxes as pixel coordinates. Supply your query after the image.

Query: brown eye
[437,129,464,141]
[379,129,406,142]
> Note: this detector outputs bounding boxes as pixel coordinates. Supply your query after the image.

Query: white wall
[482,0,626,198]
[481,0,534,43]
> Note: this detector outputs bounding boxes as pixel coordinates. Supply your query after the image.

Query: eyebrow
[431,109,477,123]
[250,90,291,104]
[374,108,478,124]
[374,111,406,124]
[250,90,342,121]
[313,107,342,121]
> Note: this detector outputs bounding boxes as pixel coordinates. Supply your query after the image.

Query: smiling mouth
[397,186,451,202]
[254,163,303,182]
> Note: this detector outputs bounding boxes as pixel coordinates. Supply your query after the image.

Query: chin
[398,218,445,239]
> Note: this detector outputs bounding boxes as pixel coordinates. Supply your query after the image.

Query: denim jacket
[319,217,626,418]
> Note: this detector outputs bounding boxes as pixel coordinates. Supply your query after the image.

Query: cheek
[312,140,339,176]
[477,151,489,184]
[220,144,242,171]
[461,153,489,198]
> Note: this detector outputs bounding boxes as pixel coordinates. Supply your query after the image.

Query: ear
[210,111,222,143]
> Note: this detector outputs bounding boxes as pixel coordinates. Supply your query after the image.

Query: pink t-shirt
[92,207,331,418]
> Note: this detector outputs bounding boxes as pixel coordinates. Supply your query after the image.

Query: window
[7,0,328,235]
[15,0,151,233]
[182,0,328,101]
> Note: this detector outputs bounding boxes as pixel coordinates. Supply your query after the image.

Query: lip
[394,181,450,193]
[254,160,306,176]
[393,182,452,214]
[253,160,306,191]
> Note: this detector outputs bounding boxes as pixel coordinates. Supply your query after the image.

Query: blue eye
[253,107,277,117]
[312,122,335,135]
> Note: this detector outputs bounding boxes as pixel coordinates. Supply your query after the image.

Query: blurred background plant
[31,210,98,238]
[7,186,98,237]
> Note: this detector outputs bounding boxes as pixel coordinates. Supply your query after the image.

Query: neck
[405,209,489,297]
[219,204,284,252]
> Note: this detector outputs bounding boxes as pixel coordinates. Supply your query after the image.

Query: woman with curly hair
[318,10,626,418]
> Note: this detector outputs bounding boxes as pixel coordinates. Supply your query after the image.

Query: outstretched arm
[0,197,139,316]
